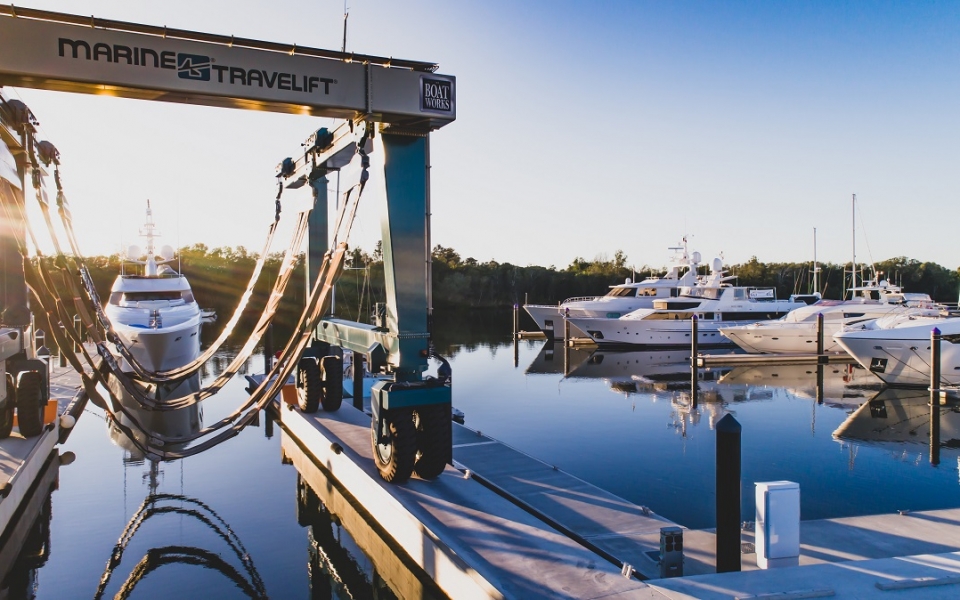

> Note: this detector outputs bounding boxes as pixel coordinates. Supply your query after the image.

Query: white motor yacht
[104,202,202,373]
[718,279,938,354]
[833,311,958,388]
[566,258,808,347]
[523,241,705,338]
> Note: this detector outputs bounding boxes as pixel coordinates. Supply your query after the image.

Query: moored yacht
[566,258,808,347]
[523,241,702,337]
[833,312,959,388]
[104,202,202,373]
[718,279,939,354]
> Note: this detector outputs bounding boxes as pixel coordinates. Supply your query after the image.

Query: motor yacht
[718,279,939,354]
[566,258,808,347]
[523,241,702,338]
[833,311,958,387]
[104,202,202,373]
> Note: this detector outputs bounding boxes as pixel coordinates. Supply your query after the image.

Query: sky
[6,1,960,271]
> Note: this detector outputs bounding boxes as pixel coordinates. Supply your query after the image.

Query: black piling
[716,413,742,573]
[563,307,570,344]
[931,327,941,466]
[353,354,364,411]
[691,315,699,408]
[264,323,274,375]
[513,303,519,338]
[816,313,824,357]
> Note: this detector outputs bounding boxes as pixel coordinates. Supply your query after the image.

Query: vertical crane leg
[369,131,450,483]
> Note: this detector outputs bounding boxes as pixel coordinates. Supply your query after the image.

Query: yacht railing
[561,296,602,305]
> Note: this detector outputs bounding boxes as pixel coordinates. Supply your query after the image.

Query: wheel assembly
[16,370,44,438]
[0,373,15,439]
[371,408,416,483]
[297,358,322,413]
[413,404,451,480]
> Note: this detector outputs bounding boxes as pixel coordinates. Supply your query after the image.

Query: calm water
[5,310,960,598]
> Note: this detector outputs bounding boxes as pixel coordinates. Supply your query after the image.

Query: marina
[1,3,960,599]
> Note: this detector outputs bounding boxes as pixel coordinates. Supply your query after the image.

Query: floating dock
[696,352,858,368]
[276,397,960,599]
[0,363,78,541]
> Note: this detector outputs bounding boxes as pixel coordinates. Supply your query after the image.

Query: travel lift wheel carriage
[282,122,453,484]
[1,97,51,441]
[0,5,456,478]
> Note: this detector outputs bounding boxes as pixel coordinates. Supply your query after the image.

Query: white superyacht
[718,278,938,354]
[104,202,202,373]
[566,258,808,347]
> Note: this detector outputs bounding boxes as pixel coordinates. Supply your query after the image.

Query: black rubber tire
[16,371,44,438]
[319,355,343,412]
[0,374,15,439]
[371,409,416,483]
[414,404,452,480]
[297,358,322,413]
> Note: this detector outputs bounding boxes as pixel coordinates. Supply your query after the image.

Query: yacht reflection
[105,372,202,459]
[833,388,960,448]
[524,341,593,375]
[282,432,445,600]
[0,451,58,599]
[718,364,883,407]
[564,348,731,394]
[96,376,266,599]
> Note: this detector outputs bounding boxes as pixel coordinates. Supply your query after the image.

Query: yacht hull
[567,316,736,347]
[720,322,844,354]
[834,320,960,387]
[113,317,202,373]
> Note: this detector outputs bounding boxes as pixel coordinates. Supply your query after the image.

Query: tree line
[44,245,960,338]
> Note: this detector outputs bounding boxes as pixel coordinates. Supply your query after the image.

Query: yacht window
[108,292,122,305]
[842,312,865,319]
[606,288,635,297]
[182,291,196,303]
[734,289,746,300]
[637,287,659,297]
[123,291,183,302]
[684,288,722,300]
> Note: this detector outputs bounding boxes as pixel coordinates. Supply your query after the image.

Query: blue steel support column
[307,172,329,301]
[380,132,430,382]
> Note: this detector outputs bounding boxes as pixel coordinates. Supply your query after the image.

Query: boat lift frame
[0,6,456,482]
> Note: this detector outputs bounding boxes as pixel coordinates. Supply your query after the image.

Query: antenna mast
[342,3,349,53]
[812,227,820,294]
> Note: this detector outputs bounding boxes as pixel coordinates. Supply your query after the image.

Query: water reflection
[0,454,57,599]
[282,433,446,600]
[834,388,960,448]
[94,493,267,599]
[106,373,203,458]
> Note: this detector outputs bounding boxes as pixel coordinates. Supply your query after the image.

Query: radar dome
[125,245,141,260]
[691,251,702,265]
[160,245,175,261]
[712,257,723,272]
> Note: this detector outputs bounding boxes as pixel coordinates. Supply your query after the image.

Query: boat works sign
[0,15,455,126]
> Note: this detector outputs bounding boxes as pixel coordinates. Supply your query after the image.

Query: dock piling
[563,307,570,345]
[816,365,824,405]
[264,323,274,375]
[691,315,699,408]
[716,413,742,573]
[816,313,824,358]
[513,303,519,338]
[931,327,941,466]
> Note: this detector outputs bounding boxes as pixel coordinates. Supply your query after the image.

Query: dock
[0,362,79,542]
[696,352,858,368]
[277,396,960,599]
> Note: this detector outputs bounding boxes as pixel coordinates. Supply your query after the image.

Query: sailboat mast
[852,194,857,292]
[813,227,819,294]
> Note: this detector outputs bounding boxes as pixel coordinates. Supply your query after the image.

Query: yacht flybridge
[104,202,202,373]
[566,258,809,347]
[523,241,703,337]
[719,278,939,355]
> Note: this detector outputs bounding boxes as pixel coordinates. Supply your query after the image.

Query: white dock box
[755,481,800,569]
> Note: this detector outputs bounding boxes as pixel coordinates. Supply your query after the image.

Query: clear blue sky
[9,1,960,271]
